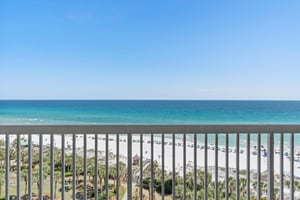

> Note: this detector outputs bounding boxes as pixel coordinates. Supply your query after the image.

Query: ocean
[1,100,300,146]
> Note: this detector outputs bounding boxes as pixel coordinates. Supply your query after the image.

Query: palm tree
[175,184,183,199]
[274,188,280,200]
[153,161,161,180]
[87,157,95,182]
[186,172,194,191]
[22,168,29,194]
[32,169,40,195]
[0,148,5,167]
[76,156,83,186]
[186,190,193,199]
[32,166,49,196]
[0,169,5,195]
[197,169,212,188]
[295,181,300,191]
[21,149,28,164]
[54,149,62,169]
[32,150,40,165]
[109,165,117,186]
[65,155,73,172]
[197,189,205,199]
[228,176,236,196]
[285,180,290,188]
[98,165,105,192]
[239,178,247,196]
[54,171,61,199]
[119,162,127,186]
[10,148,17,165]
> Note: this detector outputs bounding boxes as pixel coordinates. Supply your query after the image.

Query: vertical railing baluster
[162,134,165,200]
[183,134,186,200]
[5,134,10,199]
[84,134,87,200]
[29,133,32,200]
[17,134,21,200]
[172,133,175,200]
[225,133,229,200]
[50,134,54,200]
[95,134,98,200]
[194,133,197,200]
[204,133,208,200]
[116,134,119,200]
[62,134,65,200]
[151,133,154,200]
[280,132,284,200]
[105,133,109,200]
[140,134,143,200]
[127,134,132,200]
[39,134,43,200]
[267,133,274,200]
[236,133,240,200]
[215,133,218,200]
[257,133,261,200]
[72,134,76,200]
[247,133,250,200]
[290,133,294,200]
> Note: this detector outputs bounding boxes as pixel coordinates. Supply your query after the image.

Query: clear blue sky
[1,1,299,100]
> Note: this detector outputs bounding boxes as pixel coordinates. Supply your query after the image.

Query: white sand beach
[4,134,300,179]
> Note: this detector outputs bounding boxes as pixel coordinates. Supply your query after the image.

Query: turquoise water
[1,100,300,125]
[1,100,299,146]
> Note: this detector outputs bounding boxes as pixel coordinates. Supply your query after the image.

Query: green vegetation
[0,138,127,199]
[133,161,300,200]
[1,138,300,199]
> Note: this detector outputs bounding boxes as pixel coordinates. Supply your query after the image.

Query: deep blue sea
[1,100,300,146]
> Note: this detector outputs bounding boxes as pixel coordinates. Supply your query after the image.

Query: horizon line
[1,99,300,101]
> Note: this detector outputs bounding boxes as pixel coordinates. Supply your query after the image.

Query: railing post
[72,134,76,200]
[267,132,274,200]
[5,134,10,200]
[95,134,99,200]
[204,133,208,200]
[39,134,43,200]
[225,133,229,200]
[140,134,143,200]
[161,134,165,200]
[236,133,240,200]
[172,133,175,200]
[150,133,154,200]
[214,133,218,200]
[280,133,284,200]
[247,133,250,200]
[61,134,65,200]
[50,133,54,200]
[83,134,87,200]
[183,134,186,200]
[116,134,120,200]
[193,133,197,200]
[127,134,132,200]
[29,133,32,200]
[257,133,261,200]
[17,134,21,200]
[105,134,109,200]
[290,133,294,200]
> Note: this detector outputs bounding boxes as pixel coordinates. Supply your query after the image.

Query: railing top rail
[1,125,300,134]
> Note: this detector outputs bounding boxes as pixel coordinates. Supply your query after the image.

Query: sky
[0,1,300,100]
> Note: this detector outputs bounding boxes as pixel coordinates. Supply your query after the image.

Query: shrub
[65,171,73,177]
